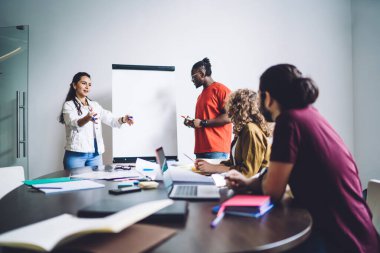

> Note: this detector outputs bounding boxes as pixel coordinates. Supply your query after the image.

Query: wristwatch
[200,120,208,128]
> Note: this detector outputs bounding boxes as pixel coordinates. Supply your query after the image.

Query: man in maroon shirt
[226,64,379,253]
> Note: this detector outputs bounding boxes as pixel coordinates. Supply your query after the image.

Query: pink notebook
[218,195,271,216]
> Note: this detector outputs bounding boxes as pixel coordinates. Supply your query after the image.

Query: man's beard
[194,80,203,89]
[260,99,274,122]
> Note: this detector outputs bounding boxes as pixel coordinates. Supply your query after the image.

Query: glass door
[0,25,29,178]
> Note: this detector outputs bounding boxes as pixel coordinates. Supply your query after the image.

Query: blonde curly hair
[226,89,271,136]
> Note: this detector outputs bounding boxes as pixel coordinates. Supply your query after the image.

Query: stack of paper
[31,180,105,194]
[70,170,142,180]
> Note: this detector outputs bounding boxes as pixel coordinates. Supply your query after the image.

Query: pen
[183,153,195,162]
[143,168,154,171]
[118,182,134,188]
[181,115,194,120]
[210,212,225,228]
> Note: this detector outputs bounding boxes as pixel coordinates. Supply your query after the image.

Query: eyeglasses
[114,165,135,170]
[191,72,200,81]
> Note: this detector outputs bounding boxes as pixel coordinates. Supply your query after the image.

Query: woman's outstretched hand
[87,107,98,124]
[122,115,134,126]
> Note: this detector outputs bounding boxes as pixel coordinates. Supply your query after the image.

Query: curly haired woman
[195,88,271,177]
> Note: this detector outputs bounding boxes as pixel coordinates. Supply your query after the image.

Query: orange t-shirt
[194,82,232,154]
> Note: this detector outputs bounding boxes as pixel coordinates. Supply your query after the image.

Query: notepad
[0,199,173,252]
[32,180,105,194]
[23,177,77,186]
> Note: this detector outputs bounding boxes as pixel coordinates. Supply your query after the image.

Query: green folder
[23,177,79,186]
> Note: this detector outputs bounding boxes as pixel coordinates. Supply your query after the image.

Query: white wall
[0,0,354,180]
[352,0,380,187]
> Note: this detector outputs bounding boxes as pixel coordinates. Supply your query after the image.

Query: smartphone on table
[109,186,141,195]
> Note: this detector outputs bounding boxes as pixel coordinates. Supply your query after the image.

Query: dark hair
[259,64,319,109]
[192,57,212,76]
[59,72,91,124]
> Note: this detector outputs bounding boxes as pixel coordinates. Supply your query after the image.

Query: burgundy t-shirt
[271,106,379,253]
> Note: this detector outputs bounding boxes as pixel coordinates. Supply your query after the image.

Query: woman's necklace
[76,97,88,106]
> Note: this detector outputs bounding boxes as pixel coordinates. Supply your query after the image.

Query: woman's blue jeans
[63,140,102,170]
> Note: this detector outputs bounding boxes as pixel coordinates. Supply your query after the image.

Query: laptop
[156,147,220,200]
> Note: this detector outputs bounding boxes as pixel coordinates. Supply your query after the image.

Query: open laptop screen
[155,147,172,190]
[155,147,169,173]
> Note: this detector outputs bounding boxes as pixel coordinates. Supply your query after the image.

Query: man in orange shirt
[184,58,232,159]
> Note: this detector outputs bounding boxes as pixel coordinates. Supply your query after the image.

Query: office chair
[0,166,25,199]
[367,179,380,234]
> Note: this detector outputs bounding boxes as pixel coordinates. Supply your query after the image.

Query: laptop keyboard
[175,185,198,196]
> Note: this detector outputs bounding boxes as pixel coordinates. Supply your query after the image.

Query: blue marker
[117,182,134,188]
[143,168,154,172]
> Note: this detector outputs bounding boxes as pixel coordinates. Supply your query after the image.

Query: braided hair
[192,57,212,76]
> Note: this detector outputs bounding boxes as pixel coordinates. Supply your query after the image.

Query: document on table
[32,180,105,194]
[211,174,227,187]
[167,159,227,184]
[135,158,160,180]
[70,170,142,180]
[167,166,214,184]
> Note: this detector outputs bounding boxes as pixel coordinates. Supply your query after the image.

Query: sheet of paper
[169,163,194,171]
[167,166,214,184]
[32,180,105,194]
[211,174,227,187]
[135,158,160,180]
[70,170,142,180]
[166,159,226,184]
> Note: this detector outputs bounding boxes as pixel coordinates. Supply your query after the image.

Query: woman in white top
[59,72,133,170]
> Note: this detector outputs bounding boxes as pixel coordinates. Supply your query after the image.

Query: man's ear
[264,91,272,107]
[198,67,206,78]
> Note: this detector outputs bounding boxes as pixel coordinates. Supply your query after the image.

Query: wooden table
[0,168,312,253]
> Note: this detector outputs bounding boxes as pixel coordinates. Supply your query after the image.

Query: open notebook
[0,199,173,252]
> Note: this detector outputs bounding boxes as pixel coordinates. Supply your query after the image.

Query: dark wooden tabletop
[0,168,312,253]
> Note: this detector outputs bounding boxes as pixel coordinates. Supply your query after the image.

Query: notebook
[215,195,273,218]
[156,147,220,200]
[78,199,188,223]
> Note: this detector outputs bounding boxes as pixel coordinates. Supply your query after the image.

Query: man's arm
[262,162,293,202]
[226,161,294,202]
[194,112,231,128]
